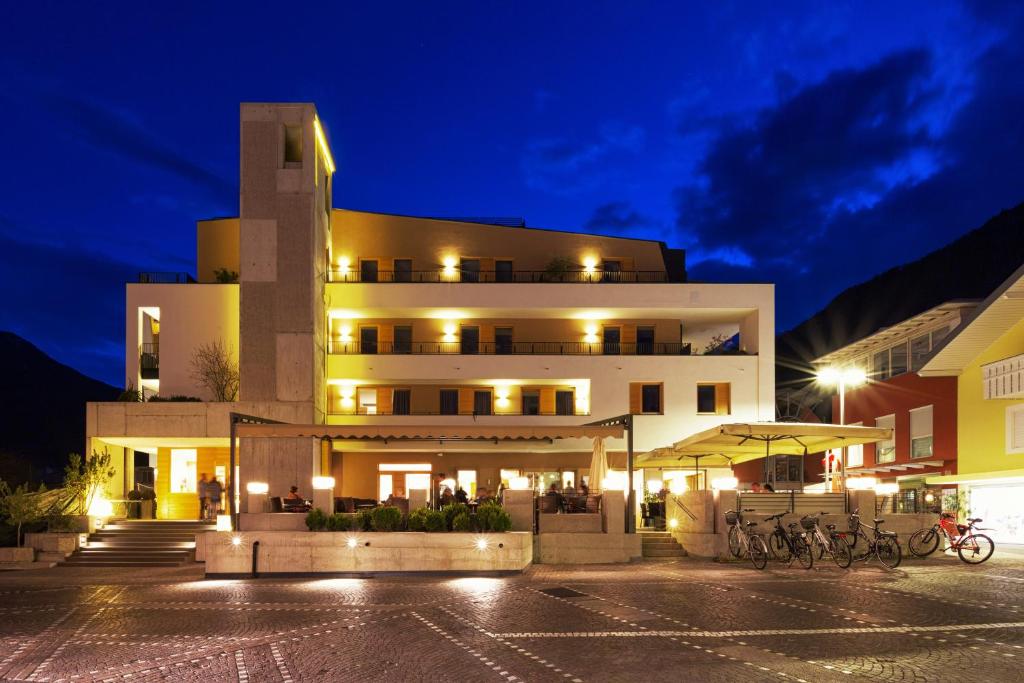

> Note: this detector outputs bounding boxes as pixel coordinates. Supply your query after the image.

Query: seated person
[475,486,493,503]
[439,486,454,507]
[763,482,775,493]
[751,482,763,493]
[282,486,310,511]
[455,486,469,504]
[546,482,565,512]
[579,482,589,497]
[285,486,304,501]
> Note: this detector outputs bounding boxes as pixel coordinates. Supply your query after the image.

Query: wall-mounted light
[584,323,599,344]
[668,477,688,495]
[338,324,353,343]
[443,321,458,342]
[216,514,233,531]
[582,255,598,273]
[245,481,269,494]
[475,537,490,551]
[711,476,738,491]
[668,518,679,529]
[495,386,511,409]
[312,476,336,490]
[509,476,531,490]
[442,256,458,277]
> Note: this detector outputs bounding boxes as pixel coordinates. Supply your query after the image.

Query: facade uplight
[442,256,458,278]
[312,476,336,490]
[582,255,598,273]
[246,481,269,494]
[583,323,599,344]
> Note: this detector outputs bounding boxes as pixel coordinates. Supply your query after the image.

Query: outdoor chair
[585,494,602,513]
[539,494,559,514]
[269,496,284,513]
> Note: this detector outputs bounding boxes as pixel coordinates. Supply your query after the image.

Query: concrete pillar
[502,490,534,532]
[312,487,333,515]
[851,490,876,517]
[602,489,626,534]
[408,489,428,510]
[246,491,267,514]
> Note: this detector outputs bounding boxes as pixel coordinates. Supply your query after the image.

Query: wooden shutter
[622,324,637,354]
[480,323,495,347]
[378,324,394,347]
[458,388,475,415]
[376,387,393,415]
[715,383,731,415]
[379,259,393,281]
[480,257,495,282]
[539,387,556,415]
[629,383,642,414]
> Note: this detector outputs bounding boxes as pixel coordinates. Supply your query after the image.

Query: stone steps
[59,521,213,568]
[640,531,687,558]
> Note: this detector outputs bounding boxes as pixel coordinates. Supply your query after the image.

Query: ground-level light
[216,514,232,531]
[230,535,243,547]
[668,518,679,529]
[475,538,489,551]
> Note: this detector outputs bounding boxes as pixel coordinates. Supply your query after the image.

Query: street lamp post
[817,366,867,491]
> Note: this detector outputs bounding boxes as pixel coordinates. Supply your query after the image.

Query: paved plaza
[1,552,1023,682]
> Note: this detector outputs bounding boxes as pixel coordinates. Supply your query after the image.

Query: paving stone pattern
[0,553,1022,682]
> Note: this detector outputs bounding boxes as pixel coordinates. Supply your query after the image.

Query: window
[696,383,730,415]
[873,349,890,379]
[495,327,513,354]
[603,327,621,355]
[440,389,459,415]
[360,326,378,354]
[847,421,864,467]
[360,259,378,283]
[555,390,575,416]
[394,259,412,282]
[392,389,411,415]
[460,326,479,354]
[456,470,477,497]
[393,325,412,354]
[890,342,908,377]
[1007,404,1024,454]
[773,455,802,483]
[324,174,331,214]
[357,388,377,415]
[637,326,655,355]
[602,260,622,282]
[495,260,513,282]
[910,405,933,458]
[170,449,197,494]
[284,125,302,164]
[522,390,540,415]
[875,414,896,463]
[931,323,953,348]
[641,384,662,414]
[460,258,480,283]
[910,334,931,372]
[473,390,492,415]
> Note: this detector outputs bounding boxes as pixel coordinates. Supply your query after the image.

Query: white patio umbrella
[589,437,609,491]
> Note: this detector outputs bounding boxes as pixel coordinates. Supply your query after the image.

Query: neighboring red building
[812,301,977,505]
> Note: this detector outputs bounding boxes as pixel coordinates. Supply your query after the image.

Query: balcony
[138,272,196,284]
[327,269,670,284]
[328,340,700,356]
[139,343,159,379]
[328,409,590,417]
[982,352,1024,399]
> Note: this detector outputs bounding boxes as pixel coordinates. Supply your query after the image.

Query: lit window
[910,405,933,458]
[875,415,896,463]
[847,422,864,467]
[696,383,730,415]
[170,449,197,494]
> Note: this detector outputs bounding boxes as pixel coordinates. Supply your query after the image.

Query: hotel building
[85,103,775,522]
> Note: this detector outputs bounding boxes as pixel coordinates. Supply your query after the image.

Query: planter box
[204,531,532,576]
[24,532,81,557]
[0,547,35,563]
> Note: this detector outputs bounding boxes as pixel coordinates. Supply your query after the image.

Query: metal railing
[329,409,589,417]
[138,272,195,284]
[327,269,671,283]
[737,491,846,514]
[327,340,697,355]
[140,343,159,379]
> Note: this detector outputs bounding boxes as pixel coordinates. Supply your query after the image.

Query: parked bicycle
[762,512,814,569]
[908,513,995,564]
[840,508,902,569]
[725,508,769,570]
[802,512,852,569]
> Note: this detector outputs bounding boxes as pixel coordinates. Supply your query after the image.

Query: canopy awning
[234,423,624,442]
[926,468,1024,486]
[637,422,893,467]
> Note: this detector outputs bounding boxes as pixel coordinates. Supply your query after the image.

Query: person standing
[207,477,223,520]
[198,473,209,521]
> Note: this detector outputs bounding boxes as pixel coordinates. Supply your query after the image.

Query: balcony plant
[543,256,576,282]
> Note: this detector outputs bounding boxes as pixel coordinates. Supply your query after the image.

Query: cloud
[522,122,646,194]
[32,91,234,201]
[584,201,655,234]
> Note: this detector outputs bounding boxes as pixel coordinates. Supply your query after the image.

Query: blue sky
[1,1,1022,386]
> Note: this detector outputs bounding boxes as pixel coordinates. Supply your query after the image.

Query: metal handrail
[327,269,670,283]
[329,409,590,417]
[327,340,699,355]
[138,272,195,284]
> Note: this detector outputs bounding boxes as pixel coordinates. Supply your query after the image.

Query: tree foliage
[0,480,47,547]
[62,451,116,516]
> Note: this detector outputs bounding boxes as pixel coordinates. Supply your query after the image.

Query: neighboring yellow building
[921,263,1024,544]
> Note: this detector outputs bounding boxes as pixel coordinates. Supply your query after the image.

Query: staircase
[640,530,687,559]
[59,520,214,568]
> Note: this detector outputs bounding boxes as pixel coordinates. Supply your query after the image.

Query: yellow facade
[955,315,1024,475]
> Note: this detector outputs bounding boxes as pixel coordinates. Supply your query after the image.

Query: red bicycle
[908,513,995,564]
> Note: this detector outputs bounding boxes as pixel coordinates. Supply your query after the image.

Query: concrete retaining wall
[203,531,532,575]
[535,533,642,564]
[238,513,308,531]
[538,514,602,534]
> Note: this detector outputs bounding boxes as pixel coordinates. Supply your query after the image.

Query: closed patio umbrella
[589,437,609,491]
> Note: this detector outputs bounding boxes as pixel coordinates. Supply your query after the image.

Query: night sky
[1,1,1022,387]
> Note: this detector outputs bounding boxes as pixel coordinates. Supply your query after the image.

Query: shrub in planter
[305,508,328,531]
[424,509,447,532]
[357,509,373,532]
[441,502,469,530]
[407,507,430,532]
[371,505,403,532]
[451,511,472,532]
[476,502,512,532]
[326,513,352,532]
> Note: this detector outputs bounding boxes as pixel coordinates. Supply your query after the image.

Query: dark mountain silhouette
[0,332,120,485]
[777,201,1024,396]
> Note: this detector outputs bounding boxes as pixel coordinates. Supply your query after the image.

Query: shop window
[170,449,197,494]
[555,390,575,416]
[696,382,730,415]
[522,390,540,415]
[910,405,933,458]
[875,414,896,463]
[440,389,458,415]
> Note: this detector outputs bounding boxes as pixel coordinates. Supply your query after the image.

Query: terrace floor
[1,548,1022,682]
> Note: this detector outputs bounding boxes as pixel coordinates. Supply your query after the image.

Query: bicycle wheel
[830,534,852,569]
[958,534,994,565]
[792,535,814,570]
[844,530,858,550]
[728,526,742,558]
[748,535,769,570]
[770,532,792,562]
[909,528,940,558]
[875,536,902,569]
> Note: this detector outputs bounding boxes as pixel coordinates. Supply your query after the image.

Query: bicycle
[762,512,814,569]
[725,508,769,570]
[908,513,995,564]
[841,508,902,569]
[802,512,852,569]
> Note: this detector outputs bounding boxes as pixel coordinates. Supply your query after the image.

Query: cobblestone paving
[0,552,1022,682]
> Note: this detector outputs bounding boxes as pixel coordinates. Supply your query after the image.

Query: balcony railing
[138,272,196,284]
[140,342,159,379]
[328,340,697,355]
[327,269,670,283]
[329,409,590,417]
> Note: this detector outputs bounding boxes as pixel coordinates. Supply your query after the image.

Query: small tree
[190,340,240,401]
[0,481,47,547]
[62,451,116,516]
[214,268,239,283]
